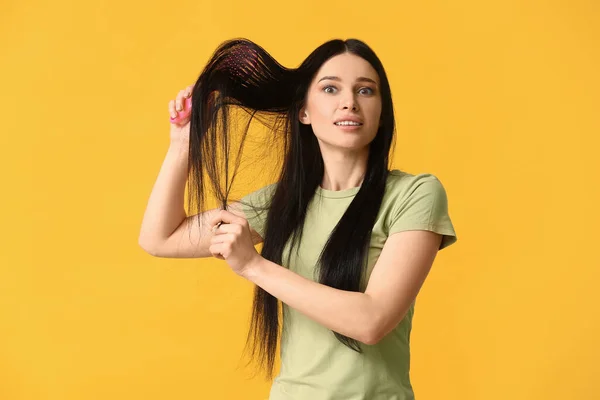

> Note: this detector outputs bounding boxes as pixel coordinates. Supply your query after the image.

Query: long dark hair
[185,37,396,380]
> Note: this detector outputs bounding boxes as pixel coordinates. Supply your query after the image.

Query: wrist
[242,255,265,280]
[168,139,189,154]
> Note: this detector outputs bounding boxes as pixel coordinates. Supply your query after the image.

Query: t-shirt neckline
[315,184,361,199]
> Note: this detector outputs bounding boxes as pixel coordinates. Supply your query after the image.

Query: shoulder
[383,169,457,249]
[385,169,445,198]
[381,169,451,222]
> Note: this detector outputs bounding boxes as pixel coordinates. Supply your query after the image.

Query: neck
[319,147,369,191]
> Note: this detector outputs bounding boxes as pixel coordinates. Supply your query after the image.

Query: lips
[334,116,363,124]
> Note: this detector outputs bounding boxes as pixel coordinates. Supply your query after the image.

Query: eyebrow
[317,76,378,85]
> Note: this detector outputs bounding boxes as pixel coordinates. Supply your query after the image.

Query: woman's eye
[323,86,374,95]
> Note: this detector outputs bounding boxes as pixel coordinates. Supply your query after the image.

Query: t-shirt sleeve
[388,175,458,250]
[238,183,277,240]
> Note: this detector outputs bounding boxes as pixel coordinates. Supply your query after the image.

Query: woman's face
[300,52,382,151]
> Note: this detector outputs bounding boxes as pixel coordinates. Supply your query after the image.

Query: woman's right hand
[168,85,194,144]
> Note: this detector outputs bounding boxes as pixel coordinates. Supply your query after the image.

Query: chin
[318,137,372,151]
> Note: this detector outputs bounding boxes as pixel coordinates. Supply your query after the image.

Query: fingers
[211,221,223,234]
[209,243,225,259]
[211,222,244,236]
[211,232,233,245]
[174,90,184,113]
[211,209,248,228]
[168,99,177,119]
[168,85,193,119]
[175,88,189,111]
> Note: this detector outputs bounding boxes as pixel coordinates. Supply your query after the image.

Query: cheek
[365,102,383,125]
[311,111,330,127]
[307,99,333,127]
[310,97,331,123]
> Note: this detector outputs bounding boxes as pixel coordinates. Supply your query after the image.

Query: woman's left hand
[209,209,262,277]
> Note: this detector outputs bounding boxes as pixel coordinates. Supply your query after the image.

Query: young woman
[139,38,458,400]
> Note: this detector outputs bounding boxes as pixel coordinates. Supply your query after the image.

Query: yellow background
[1,0,599,399]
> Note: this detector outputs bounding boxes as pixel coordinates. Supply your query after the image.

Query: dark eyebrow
[317,76,378,85]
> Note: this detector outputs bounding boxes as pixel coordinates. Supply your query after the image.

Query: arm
[242,229,443,345]
[364,230,442,343]
[138,142,263,258]
[138,142,189,252]
[243,257,376,344]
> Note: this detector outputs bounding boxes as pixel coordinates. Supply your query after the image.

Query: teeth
[335,121,361,126]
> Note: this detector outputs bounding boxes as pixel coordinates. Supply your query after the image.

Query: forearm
[139,141,189,247]
[243,257,377,344]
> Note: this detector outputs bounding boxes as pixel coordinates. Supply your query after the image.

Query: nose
[339,94,359,112]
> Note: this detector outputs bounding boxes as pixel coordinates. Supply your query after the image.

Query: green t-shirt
[241,169,458,400]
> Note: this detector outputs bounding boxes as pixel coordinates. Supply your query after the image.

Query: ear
[299,106,311,125]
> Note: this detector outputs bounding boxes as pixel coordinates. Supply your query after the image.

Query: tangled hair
[185,37,396,380]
